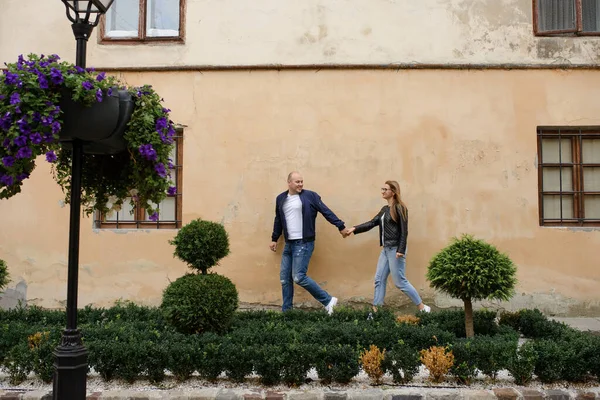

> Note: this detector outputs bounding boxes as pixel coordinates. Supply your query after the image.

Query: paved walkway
[1,387,599,399]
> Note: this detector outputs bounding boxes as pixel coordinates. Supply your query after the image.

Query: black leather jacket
[353,205,408,254]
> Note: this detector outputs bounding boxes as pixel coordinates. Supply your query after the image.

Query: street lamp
[56,1,114,399]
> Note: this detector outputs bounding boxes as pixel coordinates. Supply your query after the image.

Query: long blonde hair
[386,180,407,222]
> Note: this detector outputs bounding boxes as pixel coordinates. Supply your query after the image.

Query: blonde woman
[346,181,430,313]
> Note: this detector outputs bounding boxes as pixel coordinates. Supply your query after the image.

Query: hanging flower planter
[0,54,177,218]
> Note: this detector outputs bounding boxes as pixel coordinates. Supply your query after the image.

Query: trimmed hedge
[0,304,597,386]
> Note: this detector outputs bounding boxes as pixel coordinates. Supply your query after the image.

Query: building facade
[0,0,599,315]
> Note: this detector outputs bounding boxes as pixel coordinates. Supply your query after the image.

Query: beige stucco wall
[2,0,600,68]
[1,69,599,315]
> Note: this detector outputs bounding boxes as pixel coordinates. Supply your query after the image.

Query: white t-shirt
[283,194,303,240]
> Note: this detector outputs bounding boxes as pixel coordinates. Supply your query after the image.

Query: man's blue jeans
[280,240,332,311]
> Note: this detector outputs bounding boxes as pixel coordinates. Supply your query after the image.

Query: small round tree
[0,259,9,292]
[162,219,238,334]
[169,219,230,275]
[427,234,517,338]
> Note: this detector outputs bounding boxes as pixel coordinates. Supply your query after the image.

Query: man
[270,171,349,314]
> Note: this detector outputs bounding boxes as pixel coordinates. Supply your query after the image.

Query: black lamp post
[55,1,114,399]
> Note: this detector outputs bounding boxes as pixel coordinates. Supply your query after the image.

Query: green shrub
[382,342,420,384]
[396,324,456,351]
[161,273,239,334]
[3,342,33,385]
[142,340,169,384]
[506,340,537,386]
[419,309,499,337]
[221,339,255,382]
[314,344,360,384]
[471,335,517,380]
[0,259,8,293]
[558,332,598,382]
[280,343,315,386]
[449,339,478,385]
[28,329,61,383]
[498,310,521,332]
[196,333,223,381]
[167,335,199,382]
[254,345,284,385]
[427,234,517,338]
[169,219,230,274]
[532,339,566,383]
[518,309,573,339]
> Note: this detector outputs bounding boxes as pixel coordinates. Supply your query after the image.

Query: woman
[346,180,430,313]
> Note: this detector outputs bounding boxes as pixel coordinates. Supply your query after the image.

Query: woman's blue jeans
[373,246,422,306]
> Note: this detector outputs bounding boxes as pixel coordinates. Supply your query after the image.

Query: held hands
[340,226,355,238]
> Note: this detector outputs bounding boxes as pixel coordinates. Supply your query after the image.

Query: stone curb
[1,388,599,400]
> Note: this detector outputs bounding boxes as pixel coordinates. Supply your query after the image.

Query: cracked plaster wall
[2,0,600,68]
[0,70,599,315]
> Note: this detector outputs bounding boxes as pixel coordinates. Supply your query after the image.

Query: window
[95,128,183,229]
[101,0,185,43]
[534,0,600,35]
[537,127,600,226]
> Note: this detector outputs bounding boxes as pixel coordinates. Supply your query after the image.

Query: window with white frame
[102,0,184,42]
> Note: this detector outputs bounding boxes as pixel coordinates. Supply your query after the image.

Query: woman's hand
[396,252,404,258]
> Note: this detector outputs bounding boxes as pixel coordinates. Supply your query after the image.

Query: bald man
[270,171,350,314]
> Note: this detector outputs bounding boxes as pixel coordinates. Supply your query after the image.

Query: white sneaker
[325,297,338,315]
[421,304,431,313]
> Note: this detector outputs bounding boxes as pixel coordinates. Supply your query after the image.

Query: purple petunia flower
[168,159,174,169]
[29,133,42,145]
[107,88,113,96]
[154,162,167,178]
[96,89,103,103]
[17,55,24,65]
[96,72,106,82]
[41,115,54,126]
[43,132,55,143]
[50,68,64,85]
[51,121,61,135]
[167,186,177,196]
[50,106,60,117]
[138,144,157,161]
[39,61,49,68]
[0,112,11,131]
[16,173,29,182]
[10,93,21,105]
[14,135,27,147]
[149,212,159,222]
[38,74,49,89]
[162,107,171,113]
[74,66,85,74]
[0,175,14,187]
[4,71,19,85]
[155,117,168,132]
[2,156,15,167]
[45,151,57,163]
[48,54,60,62]
[2,138,10,148]
[82,81,93,90]
[17,118,30,135]
[16,146,32,159]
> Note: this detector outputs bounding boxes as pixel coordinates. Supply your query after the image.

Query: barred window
[534,0,600,36]
[95,128,183,229]
[538,127,600,226]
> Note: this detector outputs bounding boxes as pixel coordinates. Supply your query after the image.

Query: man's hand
[396,252,404,258]
[340,227,355,238]
[269,241,278,252]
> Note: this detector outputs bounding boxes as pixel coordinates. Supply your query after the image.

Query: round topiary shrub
[0,259,9,292]
[161,273,239,334]
[427,234,517,338]
[169,219,230,275]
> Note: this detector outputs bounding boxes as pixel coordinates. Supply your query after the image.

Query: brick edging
[0,388,598,399]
